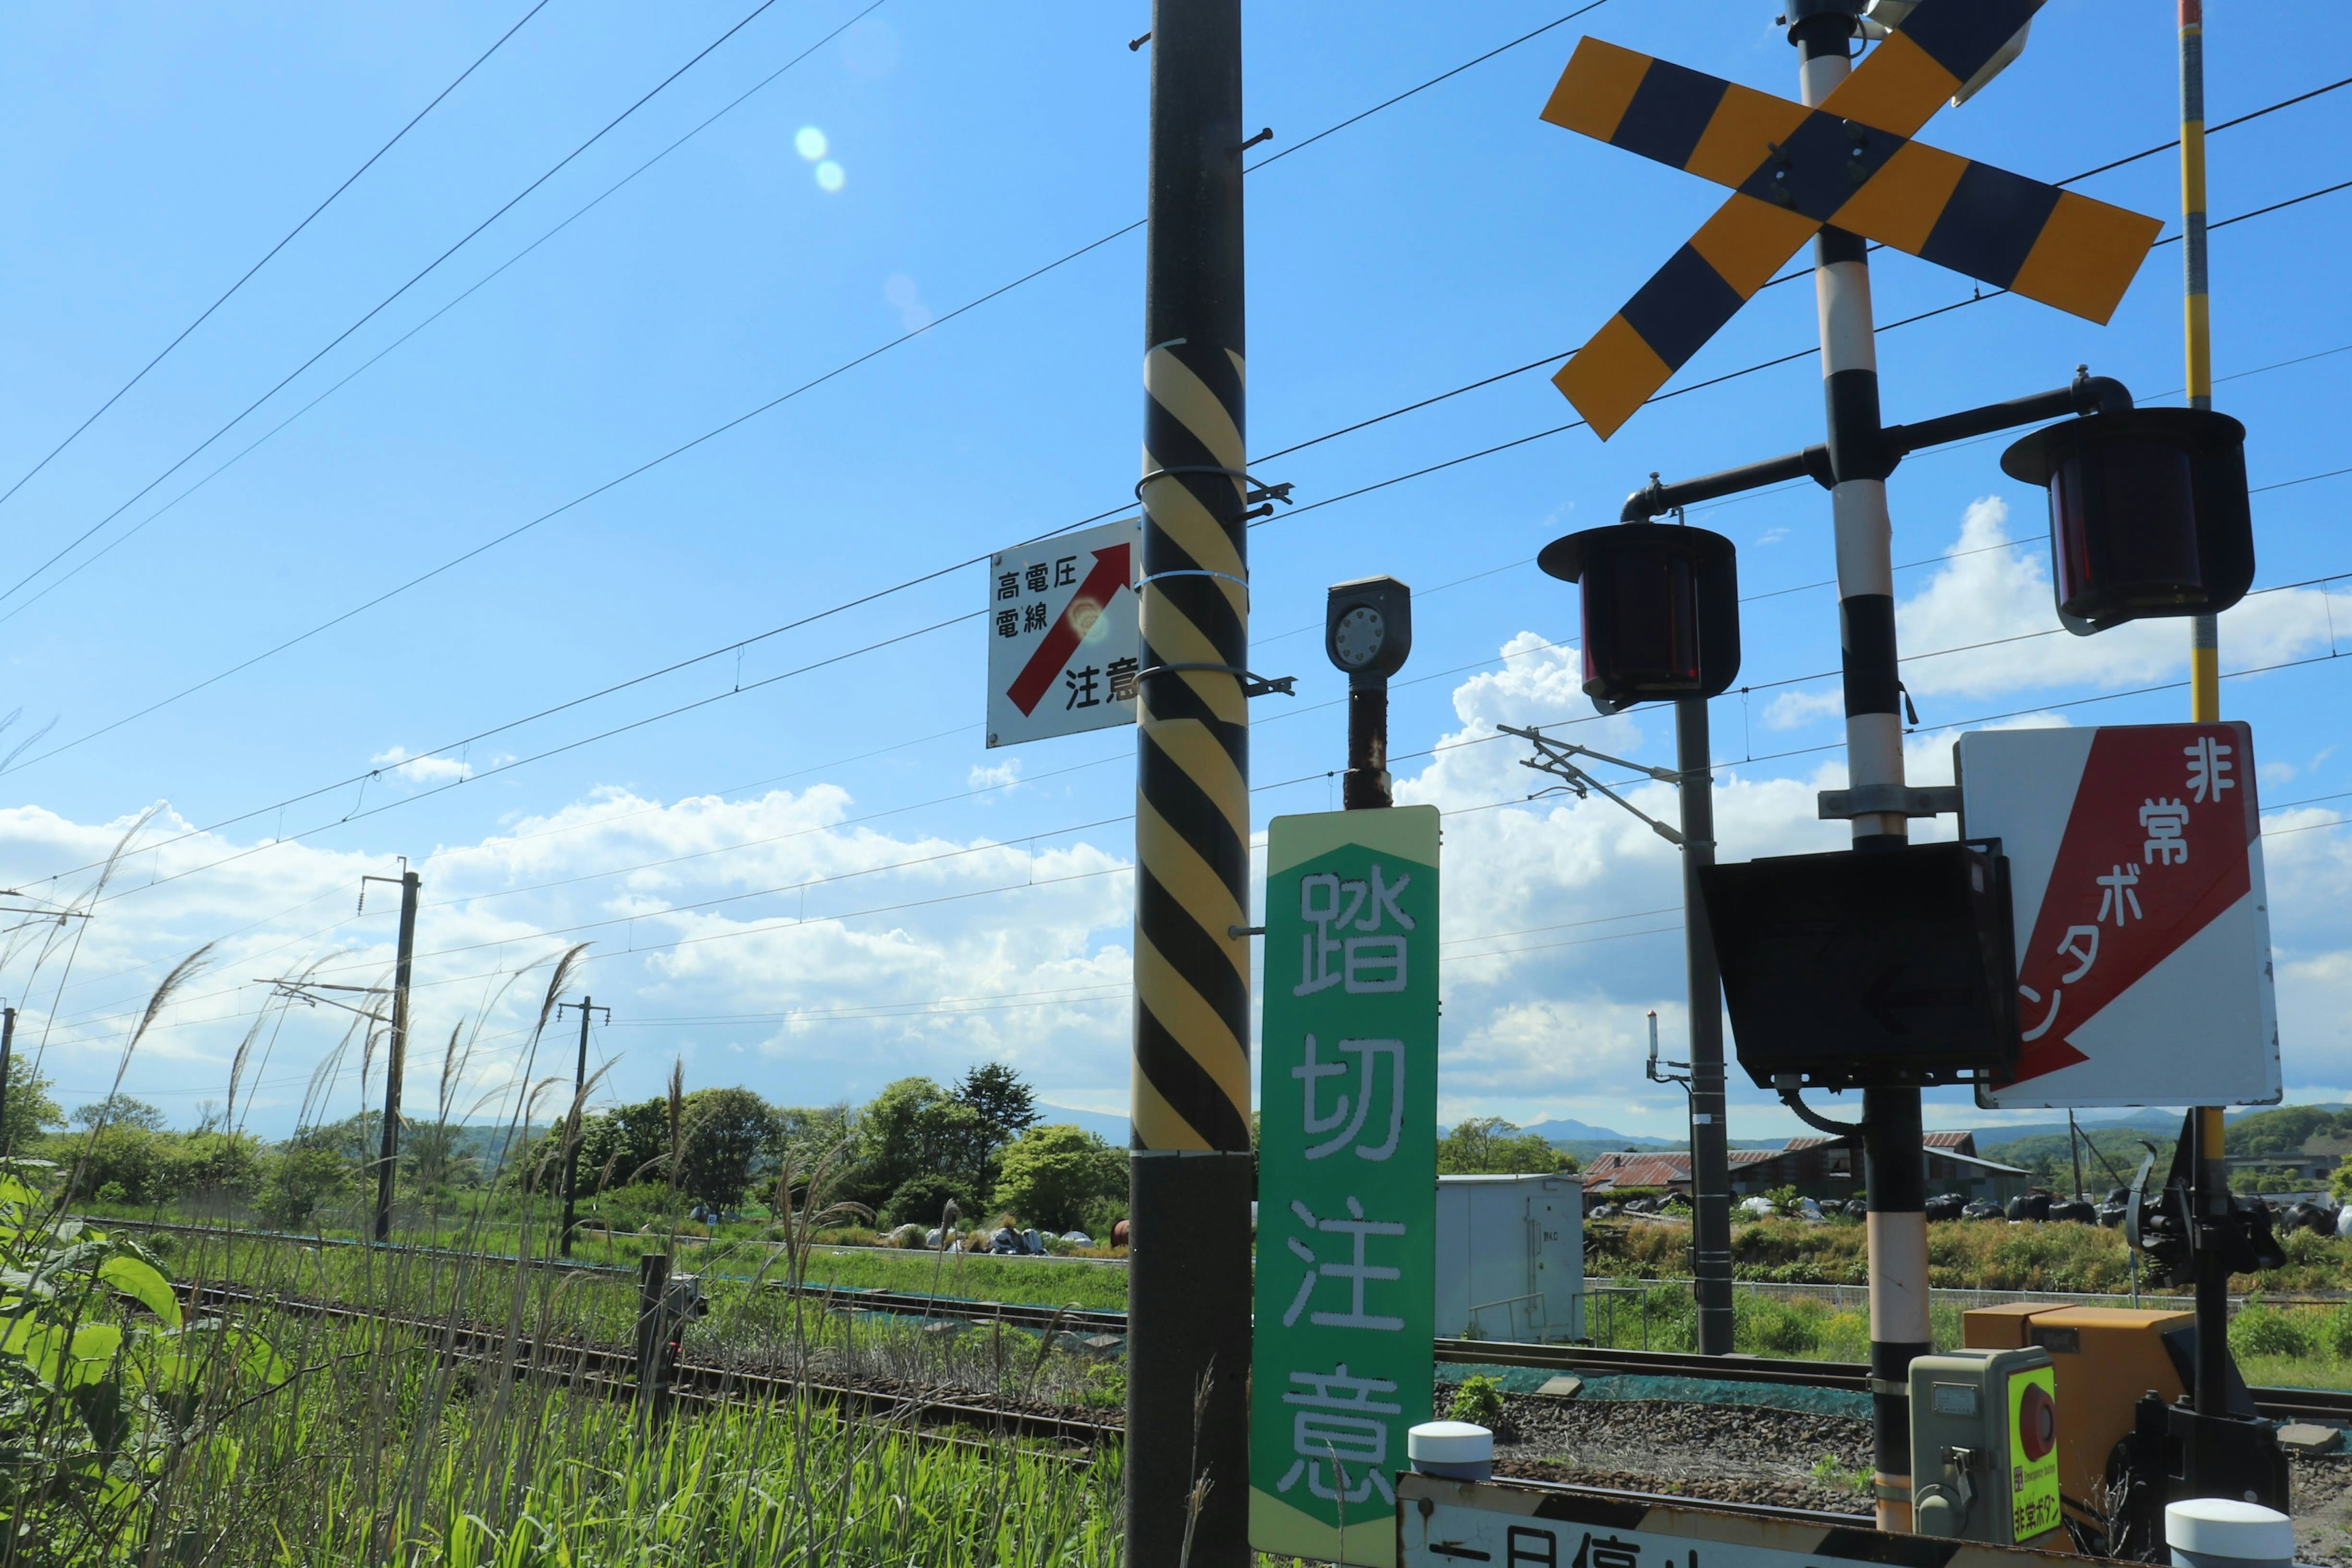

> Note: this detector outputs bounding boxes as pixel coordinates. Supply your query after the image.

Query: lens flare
[794,126,827,162]
[815,160,845,192]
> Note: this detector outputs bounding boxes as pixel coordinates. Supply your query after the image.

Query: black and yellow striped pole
[1128,2,1253,1563]
[2179,0,2236,1455]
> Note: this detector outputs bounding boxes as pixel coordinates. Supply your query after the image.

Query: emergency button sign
[986,516,1141,748]
[1960,722,2281,1110]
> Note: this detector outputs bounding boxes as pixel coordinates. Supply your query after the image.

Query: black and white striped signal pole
[1128,2,1254,1564]
[1789,0,1931,1532]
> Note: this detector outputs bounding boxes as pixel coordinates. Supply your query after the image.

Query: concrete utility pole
[1128,0,1253,1561]
[2177,0,2234,1442]
[1675,699,1733,1354]
[557,995,611,1259]
[1787,0,1929,1531]
[368,867,421,1245]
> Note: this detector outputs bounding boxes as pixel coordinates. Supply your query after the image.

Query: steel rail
[127,1215,2352,1425]
[183,1280,1120,1448]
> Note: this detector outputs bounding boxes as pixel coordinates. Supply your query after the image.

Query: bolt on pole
[1128,0,1254,1561]
[374,867,420,1245]
[1786,0,1929,1531]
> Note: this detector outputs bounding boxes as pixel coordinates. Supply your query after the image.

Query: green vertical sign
[1249,805,1439,1568]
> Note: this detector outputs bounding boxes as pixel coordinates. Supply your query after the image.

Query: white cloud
[967,757,1020,793]
[1894,497,2351,701]
[370,746,473,787]
[7,611,2347,1145]
[1763,688,1841,731]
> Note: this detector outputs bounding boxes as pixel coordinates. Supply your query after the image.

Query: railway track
[184,1281,1118,1449]
[127,1216,2352,1426]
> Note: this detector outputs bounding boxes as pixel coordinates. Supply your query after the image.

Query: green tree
[957,1063,1039,1145]
[1437,1117,1577,1175]
[2328,1155,2352,1204]
[990,1123,1125,1233]
[567,1098,676,1194]
[168,1130,263,1197]
[676,1087,778,1209]
[256,1133,356,1226]
[0,1062,62,1156]
[58,1125,177,1203]
[69,1091,167,1132]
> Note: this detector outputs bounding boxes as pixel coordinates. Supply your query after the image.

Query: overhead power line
[24,222,2352,927]
[0,0,802,615]
[2,1,1605,747]
[51,632,2352,1049]
[0,0,902,636]
[0,1,554,516]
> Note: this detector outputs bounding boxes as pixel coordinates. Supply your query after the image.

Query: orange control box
[1963,1303,2192,1512]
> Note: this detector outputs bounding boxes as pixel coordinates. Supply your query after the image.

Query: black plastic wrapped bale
[1999,407,2253,635]
[1697,839,2019,1091]
[1537,523,1739,714]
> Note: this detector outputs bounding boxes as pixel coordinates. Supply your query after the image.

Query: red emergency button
[2018,1380,2056,1461]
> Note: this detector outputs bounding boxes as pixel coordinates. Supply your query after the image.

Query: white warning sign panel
[1961,722,2281,1110]
[986,517,1142,748]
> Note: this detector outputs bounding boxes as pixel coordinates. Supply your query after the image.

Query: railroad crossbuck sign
[1958,723,2282,1110]
[1546,0,2163,439]
[984,516,1141,748]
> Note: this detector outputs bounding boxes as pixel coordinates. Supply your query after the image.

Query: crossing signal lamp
[2000,408,2255,635]
[1539,524,1740,714]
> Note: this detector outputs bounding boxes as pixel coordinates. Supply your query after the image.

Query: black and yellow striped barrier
[1548,0,2161,439]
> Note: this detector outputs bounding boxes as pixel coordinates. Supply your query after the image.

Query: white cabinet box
[1434,1174,1585,1343]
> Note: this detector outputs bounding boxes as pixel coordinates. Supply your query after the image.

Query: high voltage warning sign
[985,516,1140,748]
[1545,0,2162,438]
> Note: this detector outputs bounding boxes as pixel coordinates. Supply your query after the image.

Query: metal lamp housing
[1539,523,1740,714]
[1325,576,1412,678]
[1999,407,2253,636]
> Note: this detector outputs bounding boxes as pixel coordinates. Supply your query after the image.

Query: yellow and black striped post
[2179,0,2236,1453]
[1128,2,1254,1564]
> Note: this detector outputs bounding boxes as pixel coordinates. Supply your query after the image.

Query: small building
[1580,1130,2031,1206]
[1434,1174,1583,1343]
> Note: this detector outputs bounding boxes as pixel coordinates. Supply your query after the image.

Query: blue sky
[1,0,2346,1144]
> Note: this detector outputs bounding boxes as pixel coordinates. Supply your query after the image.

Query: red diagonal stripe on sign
[2000,723,2258,1086]
[1007,541,1134,716]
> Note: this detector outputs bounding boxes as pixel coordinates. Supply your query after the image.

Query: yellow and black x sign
[1550,0,2162,439]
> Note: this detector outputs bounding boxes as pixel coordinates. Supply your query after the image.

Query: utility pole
[0,1005,16,1160]
[2177,0,2235,1455]
[361,865,421,1245]
[1786,1,1929,1531]
[1675,698,1733,1354]
[1129,0,1253,1561]
[556,995,611,1258]
[1509,709,1732,1354]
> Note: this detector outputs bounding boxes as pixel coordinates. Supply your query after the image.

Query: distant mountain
[1518,1118,1678,1149]
[1036,1104,1131,1147]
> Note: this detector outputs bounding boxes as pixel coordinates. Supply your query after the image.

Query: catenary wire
[0,0,802,616]
[3,2,1610,761]
[47,541,2352,1040]
[23,168,2352,923]
[0,0,899,635]
[43,634,2352,1052]
[0,1,554,517]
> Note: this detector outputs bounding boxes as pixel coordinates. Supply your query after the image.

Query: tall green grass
[5,943,1139,1567]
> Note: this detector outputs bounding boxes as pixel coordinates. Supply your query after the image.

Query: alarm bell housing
[1999,407,2254,636]
[1325,575,1413,679]
[1538,523,1740,714]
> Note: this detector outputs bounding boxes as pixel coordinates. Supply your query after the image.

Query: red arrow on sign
[1007,541,1134,716]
